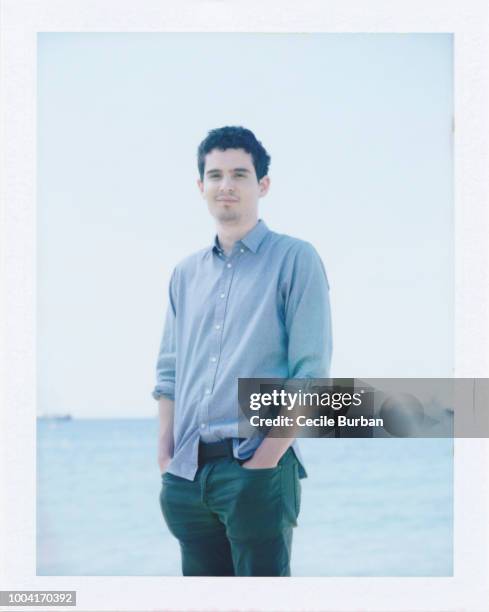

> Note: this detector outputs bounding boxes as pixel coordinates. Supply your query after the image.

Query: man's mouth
[216,197,239,202]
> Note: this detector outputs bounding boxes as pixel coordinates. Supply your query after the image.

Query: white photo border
[1,0,488,610]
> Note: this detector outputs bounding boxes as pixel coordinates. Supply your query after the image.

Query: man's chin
[214,211,241,223]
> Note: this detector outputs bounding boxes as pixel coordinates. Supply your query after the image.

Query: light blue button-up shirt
[152,220,332,480]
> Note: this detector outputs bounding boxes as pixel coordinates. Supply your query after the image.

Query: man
[152,126,332,576]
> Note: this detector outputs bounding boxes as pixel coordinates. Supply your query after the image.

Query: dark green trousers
[159,447,301,576]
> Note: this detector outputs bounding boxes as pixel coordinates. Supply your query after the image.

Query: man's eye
[234,173,246,178]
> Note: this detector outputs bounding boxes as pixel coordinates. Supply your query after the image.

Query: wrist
[158,439,173,458]
[246,449,280,468]
[253,445,281,464]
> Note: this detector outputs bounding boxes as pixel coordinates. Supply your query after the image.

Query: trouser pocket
[159,472,201,540]
[227,449,301,535]
[281,453,301,526]
[293,461,301,517]
[227,463,284,540]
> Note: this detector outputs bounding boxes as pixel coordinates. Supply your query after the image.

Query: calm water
[37,419,453,576]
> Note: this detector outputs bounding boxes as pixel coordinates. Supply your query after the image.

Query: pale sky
[37,33,453,418]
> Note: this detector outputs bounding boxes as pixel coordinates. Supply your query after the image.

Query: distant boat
[37,413,73,421]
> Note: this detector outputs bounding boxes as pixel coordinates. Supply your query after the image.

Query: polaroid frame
[1,0,488,610]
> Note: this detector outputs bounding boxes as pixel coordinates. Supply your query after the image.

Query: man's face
[197,148,270,225]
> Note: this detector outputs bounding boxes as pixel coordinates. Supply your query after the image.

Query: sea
[37,418,453,576]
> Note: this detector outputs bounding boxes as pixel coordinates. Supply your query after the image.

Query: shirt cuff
[283,377,318,394]
[151,384,175,401]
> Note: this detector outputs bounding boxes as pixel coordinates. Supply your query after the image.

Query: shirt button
[220,293,225,299]
[215,324,221,330]
[200,423,206,429]
[211,357,217,362]
[205,388,211,394]
[226,263,232,268]
[240,248,244,253]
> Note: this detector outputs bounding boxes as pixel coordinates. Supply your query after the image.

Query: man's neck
[216,218,258,256]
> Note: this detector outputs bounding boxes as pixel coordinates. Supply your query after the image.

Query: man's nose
[219,176,235,191]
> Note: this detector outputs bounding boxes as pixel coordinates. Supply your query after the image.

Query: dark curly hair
[197,126,271,181]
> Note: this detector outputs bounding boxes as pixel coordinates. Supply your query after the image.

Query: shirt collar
[212,219,269,255]
[241,219,269,253]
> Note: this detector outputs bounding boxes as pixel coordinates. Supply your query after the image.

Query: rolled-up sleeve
[283,242,332,379]
[152,269,178,401]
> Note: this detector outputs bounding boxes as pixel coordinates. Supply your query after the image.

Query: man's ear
[197,178,204,196]
[258,176,271,198]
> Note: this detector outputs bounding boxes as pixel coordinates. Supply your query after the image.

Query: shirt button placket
[202,254,235,429]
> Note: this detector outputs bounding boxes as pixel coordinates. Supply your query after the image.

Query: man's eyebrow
[205,167,251,175]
